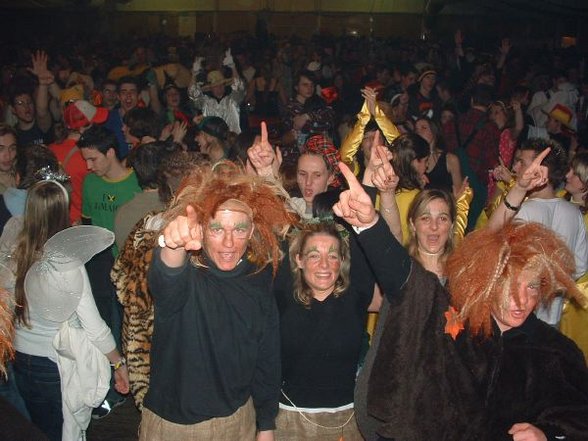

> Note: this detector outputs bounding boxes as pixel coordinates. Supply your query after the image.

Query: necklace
[418,248,443,257]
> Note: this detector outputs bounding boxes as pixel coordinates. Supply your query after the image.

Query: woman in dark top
[415,117,462,196]
[273,220,376,441]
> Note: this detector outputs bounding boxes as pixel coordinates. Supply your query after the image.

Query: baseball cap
[63,100,109,130]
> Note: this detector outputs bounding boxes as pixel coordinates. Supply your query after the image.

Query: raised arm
[158,205,203,267]
[28,50,53,133]
[339,100,370,174]
[361,134,402,243]
[487,147,550,231]
[334,162,411,294]
[246,121,281,179]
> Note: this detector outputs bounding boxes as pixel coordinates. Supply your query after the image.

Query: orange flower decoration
[444,306,464,340]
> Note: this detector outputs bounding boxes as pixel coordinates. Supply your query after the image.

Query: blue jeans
[14,352,62,441]
[0,362,30,420]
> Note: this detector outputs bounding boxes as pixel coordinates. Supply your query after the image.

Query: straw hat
[201,70,233,92]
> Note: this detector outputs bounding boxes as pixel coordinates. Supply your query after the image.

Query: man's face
[420,74,436,93]
[118,83,139,113]
[401,72,416,91]
[80,147,112,177]
[211,84,225,99]
[0,133,17,173]
[12,94,35,124]
[165,88,181,108]
[492,270,539,333]
[102,84,119,108]
[512,149,538,179]
[295,76,314,100]
[204,209,254,271]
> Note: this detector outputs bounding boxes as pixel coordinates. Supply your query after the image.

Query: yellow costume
[559,193,588,363]
[339,101,400,176]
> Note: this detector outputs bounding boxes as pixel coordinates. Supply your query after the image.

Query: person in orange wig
[332,159,588,441]
[140,165,297,441]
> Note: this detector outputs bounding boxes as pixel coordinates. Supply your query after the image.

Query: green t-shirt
[82,169,140,256]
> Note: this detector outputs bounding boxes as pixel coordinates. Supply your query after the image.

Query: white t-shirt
[516,197,588,279]
[516,197,588,326]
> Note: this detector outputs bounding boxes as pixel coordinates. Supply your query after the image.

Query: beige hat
[201,70,233,91]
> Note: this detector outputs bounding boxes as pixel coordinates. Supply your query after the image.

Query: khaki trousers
[275,406,363,441]
[139,398,256,441]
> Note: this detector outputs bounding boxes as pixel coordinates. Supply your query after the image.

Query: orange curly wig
[163,165,299,274]
[447,221,586,338]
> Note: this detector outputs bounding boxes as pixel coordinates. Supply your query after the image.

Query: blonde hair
[407,189,456,264]
[289,222,350,308]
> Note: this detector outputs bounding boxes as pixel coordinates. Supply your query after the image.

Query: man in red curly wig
[140,165,296,441]
[333,158,588,441]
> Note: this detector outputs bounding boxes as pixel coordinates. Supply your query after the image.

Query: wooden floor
[87,398,141,441]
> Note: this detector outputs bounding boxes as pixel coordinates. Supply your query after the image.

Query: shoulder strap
[62,144,80,170]
[461,116,487,151]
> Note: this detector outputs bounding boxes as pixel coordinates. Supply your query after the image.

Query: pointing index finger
[261,121,268,145]
[338,161,361,191]
[533,147,551,166]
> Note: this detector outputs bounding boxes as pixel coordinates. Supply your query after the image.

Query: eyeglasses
[14,99,33,107]
[206,225,252,240]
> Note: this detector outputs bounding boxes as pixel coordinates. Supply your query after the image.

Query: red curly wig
[447,221,586,338]
[163,165,299,274]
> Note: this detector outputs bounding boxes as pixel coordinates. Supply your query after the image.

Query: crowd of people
[0,24,587,441]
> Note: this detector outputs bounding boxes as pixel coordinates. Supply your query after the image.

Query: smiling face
[492,270,540,332]
[204,209,254,271]
[295,233,342,300]
[411,198,452,255]
[296,154,333,207]
[118,82,139,113]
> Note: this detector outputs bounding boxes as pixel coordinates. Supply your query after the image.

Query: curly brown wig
[163,166,298,274]
[447,221,586,338]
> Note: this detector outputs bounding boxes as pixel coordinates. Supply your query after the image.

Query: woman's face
[489,104,507,129]
[411,156,428,181]
[492,270,539,332]
[412,198,452,255]
[296,233,342,299]
[415,120,434,145]
[565,167,586,197]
